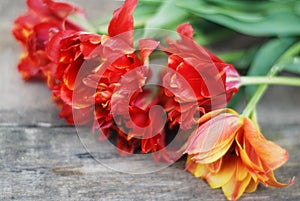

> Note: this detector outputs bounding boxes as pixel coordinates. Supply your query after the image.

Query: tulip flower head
[12,0,85,80]
[185,109,294,200]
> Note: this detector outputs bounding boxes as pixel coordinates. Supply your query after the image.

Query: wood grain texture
[1,1,300,201]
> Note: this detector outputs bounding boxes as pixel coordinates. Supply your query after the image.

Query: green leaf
[138,0,163,3]
[284,57,300,74]
[142,0,189,38]
[245,38,296,97]
[247,38,296,76]
[193,26,233,46]
[217,47,258,70]
[177,0,300,36]
[134,2,161,28]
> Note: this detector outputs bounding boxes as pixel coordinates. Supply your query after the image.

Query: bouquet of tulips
[12,0,300,200]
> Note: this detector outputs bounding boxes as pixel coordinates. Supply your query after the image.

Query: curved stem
[242,83,268,117]
[242,41,300,117]
[242,76,300,117]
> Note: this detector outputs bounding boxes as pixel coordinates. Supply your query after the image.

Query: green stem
[240,76,300,87]
[242,82,268,117]
[242,41,300,117]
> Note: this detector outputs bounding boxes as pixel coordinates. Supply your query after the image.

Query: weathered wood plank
[1,126,300,201]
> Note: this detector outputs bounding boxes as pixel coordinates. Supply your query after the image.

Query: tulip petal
[244,178,258,193]
[236,159,250,181]
[197,108,239,124]
[222,173,252,201]
[263,171,295,187]
[208,157,222,173]
[108,0,137,37]
[206,154,237,189]
[222,159,252,201]
[186,155,209,178]
[176,23,194,39]
[193,136,235,163]
[236,128,265,173]
[138,38,160,63]
[46,0,84,19]
[185,113,241,163]
[243,117,289,170]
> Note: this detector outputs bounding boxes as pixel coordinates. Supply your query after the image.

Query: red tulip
[161,23,240,130]
[45,30,102,125]
[12,0,85,80]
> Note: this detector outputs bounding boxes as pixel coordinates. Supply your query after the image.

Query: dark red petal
[27,0,51,16]
[129,106,150,127]
[60,85,73,106]
[12,15,36,44]
[18,55,45,80]
[62,55,83,90]
[108,0,137,37]
[46,0,83,19]
[34,21,61,49]
[176,23,194,39]
[46,30,76,62]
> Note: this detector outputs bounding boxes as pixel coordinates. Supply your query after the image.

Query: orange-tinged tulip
[185,109,294,201]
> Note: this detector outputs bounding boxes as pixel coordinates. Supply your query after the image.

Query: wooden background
[1,1,300,200]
